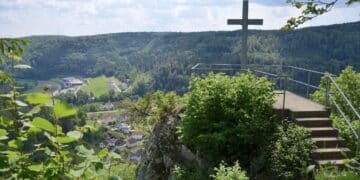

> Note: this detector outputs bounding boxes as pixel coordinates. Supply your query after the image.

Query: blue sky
[0,0,359,37]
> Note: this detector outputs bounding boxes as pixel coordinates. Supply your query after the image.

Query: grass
[24,79,61,93]
[82,75,110,97]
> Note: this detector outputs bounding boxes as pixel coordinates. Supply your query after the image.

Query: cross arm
[227,19,263,25]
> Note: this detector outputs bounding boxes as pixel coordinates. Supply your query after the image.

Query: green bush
[314,165,360,180]
[332,116,360,155]
[311,67,360,154]
[211,162,248,180]
[269,123,315,179]
[181,72,276,163]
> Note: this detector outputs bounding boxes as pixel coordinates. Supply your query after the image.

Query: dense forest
[17,21,360,94]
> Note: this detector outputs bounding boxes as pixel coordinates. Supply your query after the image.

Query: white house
[131,131,143,140]
[62,77,83,88]
[119,123,132,134]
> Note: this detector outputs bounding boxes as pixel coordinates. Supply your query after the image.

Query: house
[62,77,83,88]
[128,149,143,162]
[104,136,119,147]
[119,82,128,91]
[131,131,143,140]
[126,138,138,148]
[119,123,132,134]
[100,102,115,111]
[99,142,106,148]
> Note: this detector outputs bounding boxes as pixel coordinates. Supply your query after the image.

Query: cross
[227,0,263,66]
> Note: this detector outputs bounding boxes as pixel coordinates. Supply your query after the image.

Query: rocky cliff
[136,114,202,180]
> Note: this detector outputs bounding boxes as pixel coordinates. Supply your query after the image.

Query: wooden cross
[227,0,263,66]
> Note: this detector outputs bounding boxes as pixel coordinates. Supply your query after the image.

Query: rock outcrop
[136,114,201,180]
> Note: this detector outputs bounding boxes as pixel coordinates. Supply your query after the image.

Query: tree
[283,0,360,30]
[181,73,276,163]
[0,38,122,179]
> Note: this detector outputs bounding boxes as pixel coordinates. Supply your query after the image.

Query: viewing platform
[274,90,349,167]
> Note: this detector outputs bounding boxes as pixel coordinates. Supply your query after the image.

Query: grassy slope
[82,75,110,97]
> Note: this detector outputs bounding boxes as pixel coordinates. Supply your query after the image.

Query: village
[87,105,144,164]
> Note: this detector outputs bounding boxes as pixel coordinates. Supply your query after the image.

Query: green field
[82,75,110,97]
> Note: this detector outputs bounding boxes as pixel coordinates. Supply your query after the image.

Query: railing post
[282,76,287,115]
[325,74,330,107]
[306,71,311,97]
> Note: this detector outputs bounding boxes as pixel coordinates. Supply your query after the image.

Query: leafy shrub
[181,72,276,163]
[332,116,360,155]
[211,162,248,180]
[314,165,360,180]
[170,164,208,180]
[269,123,315,179]
[311,67,360,154]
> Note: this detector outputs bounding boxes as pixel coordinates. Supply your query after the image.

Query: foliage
[211,162,248,180]
[181,73,276,163]
[18,22,360,96]
[105,163,137,180]
[314,165,360,180]
[311,67,360,154]
[284,0,359,30]
[269,123,315,179]
[172,164,186,180]
[0,38,122,179]
[0,38,29,65]
[170,163,208,180]
[128,91,182,133]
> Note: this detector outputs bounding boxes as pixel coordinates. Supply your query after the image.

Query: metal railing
[192,63,360,155]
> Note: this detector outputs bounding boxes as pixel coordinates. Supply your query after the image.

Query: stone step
[296,117,332,127]
[312,137,344,148]
[315,159,346,168]
[309,127,338,137]
[292,110,330,119]
[311,148,350,160]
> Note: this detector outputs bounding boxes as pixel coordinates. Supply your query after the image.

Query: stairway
[274,91,351,167]
[293,110,350,167]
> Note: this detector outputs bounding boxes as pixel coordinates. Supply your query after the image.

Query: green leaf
[295,2,302,9]
[306,165,315,174]
[43,132,56,143]
[66,130,83,140]
[54,101,77,119]
[15,100,27,107]
[31,117,56,134]
[109,152,121,159]
[56,136,75,144]
[76,145,94,157]
[0,129,8,140]
[97,148,109,159]
[8,140,23,149]
[24,106,41,117]
[26,93,51,105]
[14,64,32,69]
[69,168,85,178]
[28,164,42,172]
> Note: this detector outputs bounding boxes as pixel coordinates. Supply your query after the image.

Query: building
[126,138,138,148]
[119,123,132,134]
[128,149,143,162]
[100,102,115,111]
[119,82,128,91]
[62,77,83,88]
[131,131,143,140]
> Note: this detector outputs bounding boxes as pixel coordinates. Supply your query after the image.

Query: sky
[0,0,359,37]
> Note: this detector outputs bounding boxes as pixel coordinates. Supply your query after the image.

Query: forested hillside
[20,21,360,93]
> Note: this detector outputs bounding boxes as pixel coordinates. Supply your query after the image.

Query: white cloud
[0,0,359,37]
